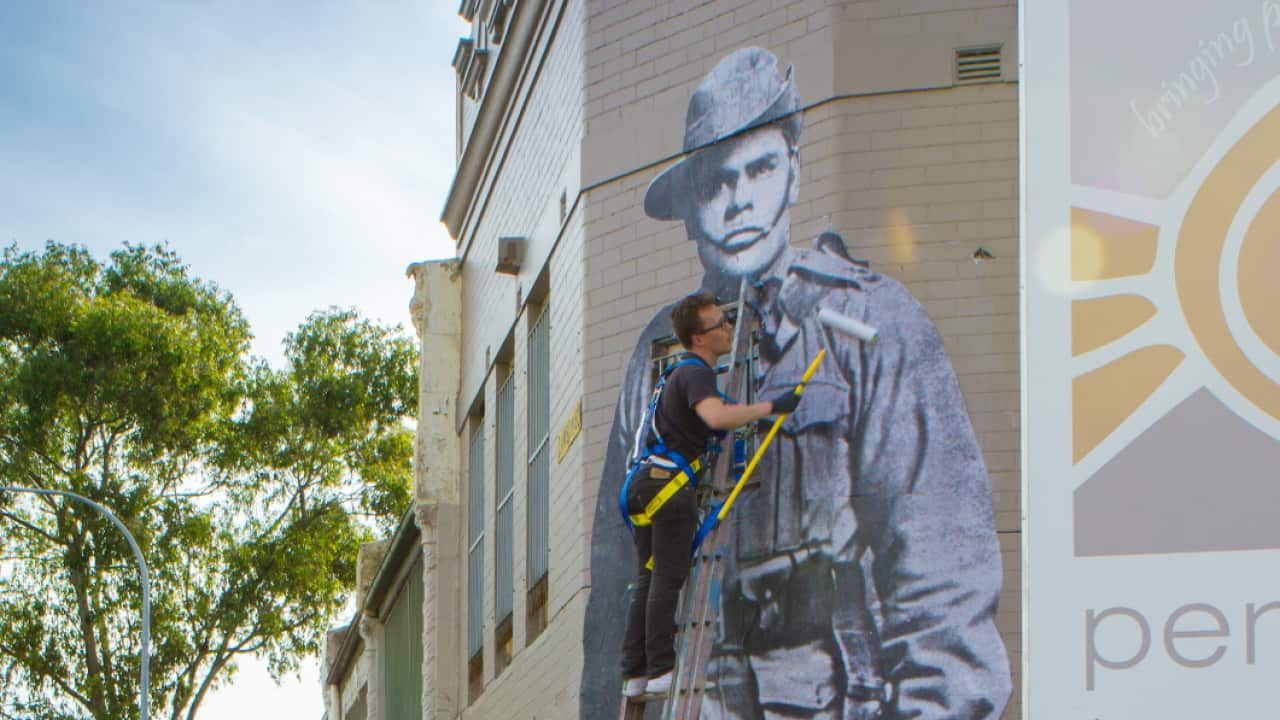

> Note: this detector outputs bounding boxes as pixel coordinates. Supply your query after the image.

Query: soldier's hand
[768,388,802,414]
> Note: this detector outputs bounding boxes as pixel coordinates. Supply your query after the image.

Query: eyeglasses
[697,315,734,333]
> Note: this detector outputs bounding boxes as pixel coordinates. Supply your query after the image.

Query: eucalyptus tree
[0,242,417,720]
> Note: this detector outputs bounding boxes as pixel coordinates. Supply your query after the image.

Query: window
[526,304,551,638]
[494,372,515,670]
[466,417,485,662]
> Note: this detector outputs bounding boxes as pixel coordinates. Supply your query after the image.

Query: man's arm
[844,284,1011,720]
[694,395,780,430]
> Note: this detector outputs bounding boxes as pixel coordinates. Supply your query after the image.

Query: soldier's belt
[737,546,819,589]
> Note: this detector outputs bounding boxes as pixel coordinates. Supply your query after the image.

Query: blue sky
[1,2,467,716]
[1,1,465,365]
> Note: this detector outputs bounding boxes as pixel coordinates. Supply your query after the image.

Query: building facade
[325,1,1021,717]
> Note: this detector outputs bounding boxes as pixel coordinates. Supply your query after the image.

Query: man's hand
[768,388,802,414]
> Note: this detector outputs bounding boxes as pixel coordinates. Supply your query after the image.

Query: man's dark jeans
[621,465,698,679]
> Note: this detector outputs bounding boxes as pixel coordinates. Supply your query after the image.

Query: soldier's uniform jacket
[581,236,1011,720]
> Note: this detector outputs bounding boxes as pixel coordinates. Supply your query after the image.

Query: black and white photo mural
[582,47,1012,719]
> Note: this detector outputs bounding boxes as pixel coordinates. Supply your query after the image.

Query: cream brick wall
[448,0,588,718]
[463,212,587,720]
[457,0,585,413]
[547,212,588,615]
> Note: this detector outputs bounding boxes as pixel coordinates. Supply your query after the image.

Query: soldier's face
[685,127,798,278]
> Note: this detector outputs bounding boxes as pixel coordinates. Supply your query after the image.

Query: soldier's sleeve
[843,282,1012,720]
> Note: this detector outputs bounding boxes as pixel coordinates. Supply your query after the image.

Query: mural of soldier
[582,47,1011,720]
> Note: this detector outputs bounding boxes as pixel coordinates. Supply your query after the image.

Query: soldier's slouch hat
[644,46,802,221]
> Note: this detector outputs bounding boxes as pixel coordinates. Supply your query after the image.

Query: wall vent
[496,235,525,275]
[956,45,1002,85]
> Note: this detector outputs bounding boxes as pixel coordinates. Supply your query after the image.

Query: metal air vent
[496,236,525,275]
[956,45,1002,85]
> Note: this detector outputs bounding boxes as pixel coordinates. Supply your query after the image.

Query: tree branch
[66,535,108,719]
[0,641,93,709]
[183,633,235,720]
[167,609,221,720]
[18,469,62,515]
[0,510,64,545]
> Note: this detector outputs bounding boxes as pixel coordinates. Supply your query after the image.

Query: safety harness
[618,355,722,532]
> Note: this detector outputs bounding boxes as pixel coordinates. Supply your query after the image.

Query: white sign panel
[1023,1,1280,717]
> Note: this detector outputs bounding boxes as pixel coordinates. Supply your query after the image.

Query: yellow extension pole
[717,348,826,521]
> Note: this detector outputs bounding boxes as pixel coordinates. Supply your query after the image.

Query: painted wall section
[409,259,463,506]
[580,1,1020,718]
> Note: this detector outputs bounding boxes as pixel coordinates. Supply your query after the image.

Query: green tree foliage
[0,242,418,720]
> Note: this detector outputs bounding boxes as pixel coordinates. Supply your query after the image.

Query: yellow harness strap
[628,458,703,571]
[627,457,702,528]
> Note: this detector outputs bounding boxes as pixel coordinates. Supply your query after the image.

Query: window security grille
[526,306,551,588]
[495,375,515,624]
[467,425,485,659]
[956,45,1002,85]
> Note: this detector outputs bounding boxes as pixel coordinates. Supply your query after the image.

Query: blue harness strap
[691,505,721,557]
[618,355,714,531]
[690,435,745,557]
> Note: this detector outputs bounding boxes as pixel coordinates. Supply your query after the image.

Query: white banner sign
[1023,1,1280,717]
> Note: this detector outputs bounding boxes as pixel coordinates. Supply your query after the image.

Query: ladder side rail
[665,281,756,719]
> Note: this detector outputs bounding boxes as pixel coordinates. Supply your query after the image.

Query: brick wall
[450,1,589,718]
[458,148,588,720]
[457,0,585,411]
[580,0,1022,717]
[439,0,1023,717]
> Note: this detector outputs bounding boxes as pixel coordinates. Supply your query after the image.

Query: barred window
[495,374,515,624]
[466,419,485,659]
[526,305,551,588]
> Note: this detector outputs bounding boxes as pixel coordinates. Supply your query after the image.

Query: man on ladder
[619,291,802,700]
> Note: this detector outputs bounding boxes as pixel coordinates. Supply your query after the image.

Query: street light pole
[0,486,150,720]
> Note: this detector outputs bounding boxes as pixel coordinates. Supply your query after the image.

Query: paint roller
[817,306,879,344]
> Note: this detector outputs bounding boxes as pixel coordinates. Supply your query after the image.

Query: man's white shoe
[644,671,673,696]
[621,677,647,698]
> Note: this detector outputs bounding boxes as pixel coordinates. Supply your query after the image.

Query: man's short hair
[670,292,720,348]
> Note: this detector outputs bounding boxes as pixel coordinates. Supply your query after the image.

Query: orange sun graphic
[1068,95,1280,465]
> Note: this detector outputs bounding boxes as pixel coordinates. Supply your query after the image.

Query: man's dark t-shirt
[650,355,720,463]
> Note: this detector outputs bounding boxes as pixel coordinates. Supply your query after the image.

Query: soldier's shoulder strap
[786,232,879,288]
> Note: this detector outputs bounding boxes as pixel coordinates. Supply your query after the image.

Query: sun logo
[1059,81,1280,558]
[1066,87,1280,469]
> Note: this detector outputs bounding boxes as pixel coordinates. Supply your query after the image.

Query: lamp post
[0,487,150,720]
